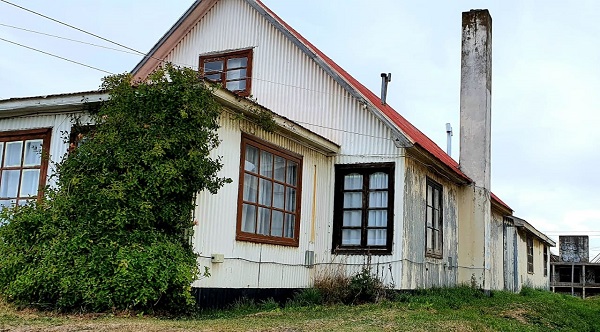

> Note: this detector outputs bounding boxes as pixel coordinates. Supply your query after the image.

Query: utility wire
[0,0,146,56]
[0,22,140,55]
[0,37,113,75]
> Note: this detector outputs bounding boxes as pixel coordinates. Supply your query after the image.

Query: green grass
[0,287,598,331]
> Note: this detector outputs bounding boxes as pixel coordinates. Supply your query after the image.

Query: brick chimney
[457,9,493,290]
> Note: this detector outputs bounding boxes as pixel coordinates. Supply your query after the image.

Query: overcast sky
[1,0,599,258]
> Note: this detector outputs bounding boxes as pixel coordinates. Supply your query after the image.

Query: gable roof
[131,0,512,212]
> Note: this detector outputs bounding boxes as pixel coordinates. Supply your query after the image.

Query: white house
[0,0,554,307]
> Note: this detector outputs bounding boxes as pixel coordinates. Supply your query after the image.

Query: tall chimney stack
[457,9,493,290]
[459,9,492,188]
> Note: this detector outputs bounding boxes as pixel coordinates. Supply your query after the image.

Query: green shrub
[0,64,228,313]
[288,288,323,307]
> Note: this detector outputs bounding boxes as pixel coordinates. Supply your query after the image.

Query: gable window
[426,178,443,258]
[543,245,548,277]
[200,49,252,97]
[0,129,50,208]
[332,163,394,254]
[236,134,301,246]
[527,235,534,274]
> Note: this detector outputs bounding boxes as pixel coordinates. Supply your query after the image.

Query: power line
[0,0,146,56]
[0,22,140,55]
[0,37,113,75]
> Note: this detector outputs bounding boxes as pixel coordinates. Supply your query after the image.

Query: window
[527,235,534,274]
[0,129,50,208]
[236,134,302,246]
[543,245,548,277]
[426,178,443,258]
[332,163,394,254]
[68,125,95,152]
[200,49,252,96]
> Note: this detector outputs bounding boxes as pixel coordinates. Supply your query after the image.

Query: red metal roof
[255,0,512,212]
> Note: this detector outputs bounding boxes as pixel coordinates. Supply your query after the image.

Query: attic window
[199,49,252,97]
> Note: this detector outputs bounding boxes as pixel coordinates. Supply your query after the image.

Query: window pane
[286,161,298,186]
[226,80,246,91]
[368,210,387,227]
[368,191,387,208]
[20,169,40,197]
[0,143,4,165]
[228,57,247,68]
[369,172,388,189]
[427,185,433,205]
[245,145,258,172]
[367,229,386,246]
[343,192,362,208]
[258,178,272,206]
[285,187,296,212]
[243,174,258,203]
[434,188,440,208]
[273,183,285,209]
[241,204,256,233]
[284,214,295,238]
[204,60,223,72]
[274,156,286,182]
[4,141,22,167]
[18,199,33,206]
[0,170,20,198]
[204,73,221,81]
[257,207,271,235]
[426,227,433,250]
[344,173,362,190]
[226,68,247,80]
[259,151,273,178]
[271,211,283,237]
[426,206,433,227]
[434,208,440,230]
[0,199,15,209]
[24,140,43,166]
[436,229,443,252]
[343,210,361,227]
[342,229,361,245]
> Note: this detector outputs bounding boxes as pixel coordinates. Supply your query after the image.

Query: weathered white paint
[402,157,459,289]
[517,231,550,289]
[457,10,494,290]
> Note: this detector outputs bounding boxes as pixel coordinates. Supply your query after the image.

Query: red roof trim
[254,0,469,181]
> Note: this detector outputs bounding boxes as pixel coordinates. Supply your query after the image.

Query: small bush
[312,266,391,305]
[288,288,323,307]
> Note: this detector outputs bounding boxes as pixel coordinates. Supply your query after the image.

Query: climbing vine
[0,64,229,312]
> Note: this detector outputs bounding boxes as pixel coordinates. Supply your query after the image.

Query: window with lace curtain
[332,163,394,254]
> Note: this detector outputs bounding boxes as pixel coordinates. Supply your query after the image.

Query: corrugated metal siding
[165,0,407,289]
[165,0,398,157]
[192,112,333,288]
[0,113,76,186]
[488,211,505,290]
[401,157,458,289]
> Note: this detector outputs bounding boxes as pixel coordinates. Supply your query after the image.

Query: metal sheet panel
[401,157,459,289]
[164,0,399,157]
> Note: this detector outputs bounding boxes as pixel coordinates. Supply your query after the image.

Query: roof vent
[380,73,391,105]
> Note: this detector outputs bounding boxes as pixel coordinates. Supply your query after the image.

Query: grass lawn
[0,287,598,331]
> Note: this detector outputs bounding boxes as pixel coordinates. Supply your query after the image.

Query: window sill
[236,233,299,247]
[426,252,443,259]
[332,248,392,256]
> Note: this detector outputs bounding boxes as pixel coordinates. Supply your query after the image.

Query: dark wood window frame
[543,245,548,277]
[527,235,534,274]
[236,133,302,247]
[199,49,253,97]
[425,178,443,258]
[0,128,51,207]
[332,163,395,255]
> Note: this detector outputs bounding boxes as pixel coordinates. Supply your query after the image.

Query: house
[551,235,600,298]
[0,0,555,307]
